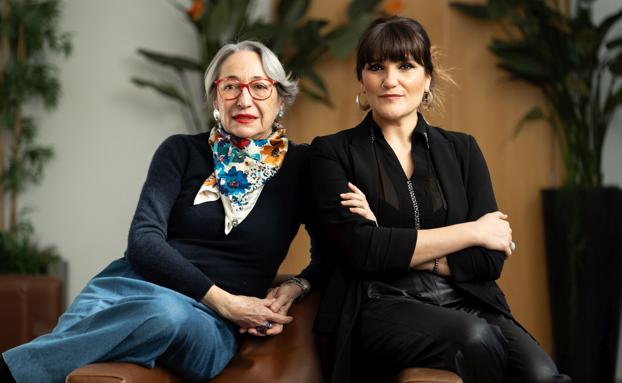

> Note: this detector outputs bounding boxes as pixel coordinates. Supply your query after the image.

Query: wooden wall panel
[277,0,559,354]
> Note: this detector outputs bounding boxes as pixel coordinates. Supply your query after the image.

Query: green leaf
[227,0,252,39]
[609,52,622,75]
[604,87,622,114]
[564,73,590,97]
[136,49,202,72]
[0,224,60,274]
[513,106,545,138]
[326,14,375,59]
[300,84,333,107]
[494,51,549,80]
[301,69,328,94]
[206,0,231,41]
[286,20,330,68]
[19,117,37,143]
[292,19,329,48]
[606,36,622,49]
[238,22,277,42]
[575,27,599,58]
[597,6,622,44]
[347,0,381,19]
[277,0,310,27]
[131,77,188,104]
[271,0,311,55]
[489,38,529,55]
[486,0,513,18]
[449,3,491,20]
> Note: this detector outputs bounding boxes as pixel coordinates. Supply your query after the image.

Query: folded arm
[311,134,511,281]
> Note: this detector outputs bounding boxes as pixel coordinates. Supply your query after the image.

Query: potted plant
[0,0,71,351]
[131,0,392,132]
[450,0,622,381]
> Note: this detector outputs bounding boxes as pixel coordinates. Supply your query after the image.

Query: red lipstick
[233,114,257,124]
[380,94,403,100]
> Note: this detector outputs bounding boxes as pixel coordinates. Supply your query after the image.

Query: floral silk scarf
[193,126,288,234]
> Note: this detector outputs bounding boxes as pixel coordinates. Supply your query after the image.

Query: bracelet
[432,258,439,274]
[283,277,310,301]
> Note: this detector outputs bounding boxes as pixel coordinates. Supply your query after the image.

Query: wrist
[203,285,231,315]
[280,282,302,300]
[431,258,439,274]
[468,221,482,247]
[283,277,310,301]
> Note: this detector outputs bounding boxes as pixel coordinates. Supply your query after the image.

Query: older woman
[0,41,322,383]
[310,16,570,383]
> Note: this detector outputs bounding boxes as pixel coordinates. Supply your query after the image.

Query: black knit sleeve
[125,135,214,301]
[289,144,327,291]
[310,135,416,276]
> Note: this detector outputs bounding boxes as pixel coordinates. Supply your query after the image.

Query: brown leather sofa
[0,275,64,353]
[67,291,462,383]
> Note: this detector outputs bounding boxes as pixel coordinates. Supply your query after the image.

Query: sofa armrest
[393,368,463,383]
[66,362,184,383]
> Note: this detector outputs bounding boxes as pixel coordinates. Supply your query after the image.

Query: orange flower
[203,174,217,187]
[261,140,287,166]
[383,0,403,15]
[186,0,203,21]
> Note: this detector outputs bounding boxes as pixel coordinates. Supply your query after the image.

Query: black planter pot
[542,187,622,383]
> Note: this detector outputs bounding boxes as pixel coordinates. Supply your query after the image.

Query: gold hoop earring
[422,90,433,106]
[356,92,370,111]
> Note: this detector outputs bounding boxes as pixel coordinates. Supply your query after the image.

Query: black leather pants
[355,297,571,383]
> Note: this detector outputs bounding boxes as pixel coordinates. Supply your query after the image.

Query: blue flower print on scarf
[218,167,249,196]
[229,148,246,163]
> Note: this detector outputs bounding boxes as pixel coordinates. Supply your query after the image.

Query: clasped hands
[239,282,302,336]
[204,282,303,338]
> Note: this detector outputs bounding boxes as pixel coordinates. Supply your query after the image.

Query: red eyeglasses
[214,78,276,100]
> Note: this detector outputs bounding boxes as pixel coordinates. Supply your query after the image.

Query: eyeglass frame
[214,77,277,101]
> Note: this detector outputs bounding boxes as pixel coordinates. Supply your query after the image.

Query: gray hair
[204,41,298,111]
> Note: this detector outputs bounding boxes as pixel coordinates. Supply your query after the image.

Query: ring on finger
[255,321,273,335]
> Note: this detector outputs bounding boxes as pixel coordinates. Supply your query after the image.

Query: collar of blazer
[348,112,468,226]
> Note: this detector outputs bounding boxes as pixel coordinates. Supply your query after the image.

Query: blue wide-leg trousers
[2,258,237,383]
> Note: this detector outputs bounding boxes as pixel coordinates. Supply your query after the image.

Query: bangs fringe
[359,22,427,68]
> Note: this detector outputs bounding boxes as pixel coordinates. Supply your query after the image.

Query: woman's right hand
[202,286,293,331]
[473,211,514,257]
[341,182,377,224]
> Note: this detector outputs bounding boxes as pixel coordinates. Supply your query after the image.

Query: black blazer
[310,113,513,382]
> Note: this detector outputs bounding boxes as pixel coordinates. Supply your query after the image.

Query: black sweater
[124,133,321,301]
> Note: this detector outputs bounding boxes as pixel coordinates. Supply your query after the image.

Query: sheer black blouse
[365,114,462,306]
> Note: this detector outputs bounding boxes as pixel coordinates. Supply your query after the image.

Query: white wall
[595,0,622,188]
[22,0,200,300]
[592,1,622,381]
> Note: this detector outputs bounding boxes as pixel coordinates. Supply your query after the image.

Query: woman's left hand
[341,182,377,224]
[241,283,301,336]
